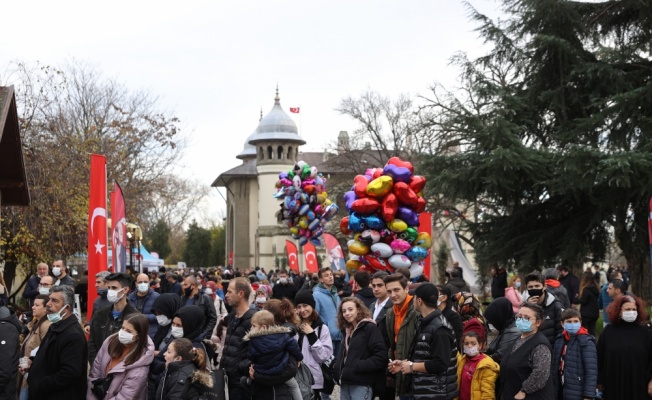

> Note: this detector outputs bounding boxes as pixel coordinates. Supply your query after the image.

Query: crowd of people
[0,261,650,400]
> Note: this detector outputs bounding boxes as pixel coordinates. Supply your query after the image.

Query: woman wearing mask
[504,275,522,313]
[484,297,521,364]
[499,302,553,400]
[151,294,183,352]
[335,297,387,400]
[87,313,155,399]
[294,290,334,397]
[18,294,51,400]
[251,286,271,311]
[597,295,652,400]
[148,305,206,400]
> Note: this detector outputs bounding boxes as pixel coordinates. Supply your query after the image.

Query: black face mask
[184,286,194,298]
[311,277,319,282]
[528,288,544,297]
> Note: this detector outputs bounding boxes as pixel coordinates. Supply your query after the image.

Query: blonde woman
[504,275,522,313]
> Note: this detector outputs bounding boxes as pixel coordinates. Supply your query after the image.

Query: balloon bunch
[274,161,339,246]
[340,157,432,278]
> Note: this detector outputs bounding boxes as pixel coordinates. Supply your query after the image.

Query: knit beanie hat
[294,290,316,309]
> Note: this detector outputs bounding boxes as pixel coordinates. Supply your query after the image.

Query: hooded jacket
[456,353,500,400]
[484,297,521,364]
[151,294,182,350]
[155,360,213,400]
[27,313,88,400]
[551,328,597,400]
[545,279,570,309]
[244,325,303,375]
[87,335,155,399]
[0,306,20,400]
[313,284,342,342]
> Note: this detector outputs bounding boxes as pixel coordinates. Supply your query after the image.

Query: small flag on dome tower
[289,107,300,113]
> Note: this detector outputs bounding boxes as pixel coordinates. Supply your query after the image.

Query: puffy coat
[386,300,418,395]
[522,292,563,346]
[220,308,256,387]
[297,319,333,389]
[336,319,388,390]
[551,331,597,400]
[313,284,342,342]
[409,310,458,400]
[87,303,140,364]
[87,335,155,399]
[0,307,20,400]
[456,353,500,400]
[27,314,88,400]
[155,360,213,400]
[244,325,303,375]
[128,288,160,338]
[251,356,299,400]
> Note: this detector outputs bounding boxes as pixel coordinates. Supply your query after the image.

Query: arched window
[277,145,284,160]
[259,147,264,161]
[267,146,273,160]
[287,146,293,161]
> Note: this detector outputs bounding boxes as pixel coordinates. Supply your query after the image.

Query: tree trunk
[3,261,17,293]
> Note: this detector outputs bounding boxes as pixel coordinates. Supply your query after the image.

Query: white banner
[448,230,480,293]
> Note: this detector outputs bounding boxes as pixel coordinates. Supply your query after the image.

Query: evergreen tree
[422,0,652,296]
[145,219,172,260]
[183,220,212,269]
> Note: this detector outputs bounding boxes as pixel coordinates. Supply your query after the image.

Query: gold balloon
[388,219,408,232]
[346,259,362,275]
[415,232,433,248]
[366,175,394,198]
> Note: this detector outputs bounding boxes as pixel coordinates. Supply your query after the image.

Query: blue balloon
[406,246,428,262]
[364,215,385,230]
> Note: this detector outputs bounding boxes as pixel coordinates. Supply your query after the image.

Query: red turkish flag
[87,154,108,320]
[418,212,432,280]
[286,240,299,273]
[304,242,318,273]
[289,107,300,113]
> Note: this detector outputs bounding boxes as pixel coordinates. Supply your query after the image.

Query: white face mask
[205,288,213,295]
[118,329,136,344]
[488,323,498,333]
[464,345,480,357]
[622,310,638,323]
[171,326,184,338]
[156,314,171,326]
[39,287,51,295]
[52,267,62,277]
[137,283,149,293]
[107,288,125,303]
[255,296,267,304]
[279,277,288,284]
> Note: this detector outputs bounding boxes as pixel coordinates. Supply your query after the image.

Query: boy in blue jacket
[551,308,598,400]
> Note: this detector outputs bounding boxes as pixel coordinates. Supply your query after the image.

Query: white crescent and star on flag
[90,207,106,254]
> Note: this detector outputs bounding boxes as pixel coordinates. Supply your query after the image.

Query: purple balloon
[279,172,289,180]
[344,190,357,211]
[397,206,419,226]
[383,164,412,183]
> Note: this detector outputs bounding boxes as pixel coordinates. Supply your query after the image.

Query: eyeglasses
[39,283,53,288]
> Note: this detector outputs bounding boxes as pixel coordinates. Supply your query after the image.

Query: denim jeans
[340,384,373,400]
[19,387,29,400]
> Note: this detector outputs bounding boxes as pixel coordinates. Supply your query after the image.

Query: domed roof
[236,130,257,160]
[248,89,306,146]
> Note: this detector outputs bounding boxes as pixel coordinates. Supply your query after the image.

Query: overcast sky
[2,0,502,223]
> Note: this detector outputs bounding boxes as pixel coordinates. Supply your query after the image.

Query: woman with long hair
[503,275,522,313]
[597,295,652,399]
[264,298,300,332]
[156,338,213,400]
[87,313,155,399]
[18,294,51,400]
[578,269,600,335]
[335,297,387,400]
[294,290,334,396]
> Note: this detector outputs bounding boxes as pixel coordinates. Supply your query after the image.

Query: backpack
[298,323,336,395]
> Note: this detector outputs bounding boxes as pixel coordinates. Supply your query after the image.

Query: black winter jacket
[220,308,257,387]
[579,285,600,320]
[87,303,139,364]
[355,287,376,308]
[0,308,20,400]
[27,315,88,400]
[486,323,521,364]
[180,293,217,340]
[551,332,598,400]
[155,360,213,400]
[251,356,299,400]
[408,310,458,400]
[336,319,388,390]
[271,282,298,301]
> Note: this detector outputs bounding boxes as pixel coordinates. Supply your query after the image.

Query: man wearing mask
[523,271,564,346]
[23,262,49,307]
[272,269,298,301]
[390,283,459,400]
[87,273,139,364]
[83,271,111,335]
[128,273,160,338]
[37,275,56,296]
[52,260,75,287]
[180,275,217,340]
[302,272,320,292]
[384,273,418,400]
[25,285,87,400]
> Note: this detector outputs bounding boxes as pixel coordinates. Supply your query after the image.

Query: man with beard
[180,275,217,340]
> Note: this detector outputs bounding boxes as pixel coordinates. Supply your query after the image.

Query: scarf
[393,294,413,344]
[545,279,561,288]
[559,326,589,385]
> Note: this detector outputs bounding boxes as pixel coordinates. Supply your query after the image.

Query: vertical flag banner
[648,196,652,276]
[286,240,299,273]
[448,230,479,293]
[418,212,433,280]
[87,154,108,320]
[111,182,127,273]
[304,241,318,273]
[323,232,345,272]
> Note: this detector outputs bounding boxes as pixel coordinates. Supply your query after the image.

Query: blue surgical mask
[47,304,68,324]
[515,281,521,288]
[564,322,581,335]
[515,317,533,333]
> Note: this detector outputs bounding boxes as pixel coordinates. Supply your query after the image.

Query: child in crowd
[244,310,304,400]
[456,331,500,400]
[551,309,597,400]
[156,338,214,400]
